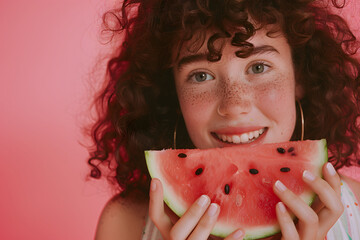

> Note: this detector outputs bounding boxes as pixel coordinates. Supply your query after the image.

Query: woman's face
[173,28,299,149]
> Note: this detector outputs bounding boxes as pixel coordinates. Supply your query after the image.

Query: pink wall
[0,0,113,239]
[0,1,359,239]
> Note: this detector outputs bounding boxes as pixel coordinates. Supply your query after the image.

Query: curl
[87,0,360,199]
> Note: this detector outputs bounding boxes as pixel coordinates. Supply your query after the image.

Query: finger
[303,169,343,217]
[170,195,210,239]
[303,166,343,238]
[311,195,324,213]
[274,180,318,240]
[187,203,220,240]
[310,163,340,214]
[149,178,172,238]
[323,162,342,198]
[224,229,245,240]
[275,202,299,240]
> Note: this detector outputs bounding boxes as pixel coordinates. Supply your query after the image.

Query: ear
[295,84,304,100]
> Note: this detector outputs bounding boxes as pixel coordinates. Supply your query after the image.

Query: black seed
[288,147,294,152]
[280,167,291,172]
[277,147,286,154]
[291,153,296,156]
[178,153,187,158]
[249,169,259,174]
[224,184,230,194]
[195,168,203,175]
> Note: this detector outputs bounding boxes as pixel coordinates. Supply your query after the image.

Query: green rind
[146,151,188,216]
[145,139,328,239]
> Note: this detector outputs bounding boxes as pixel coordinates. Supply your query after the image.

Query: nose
[216,82,252,118]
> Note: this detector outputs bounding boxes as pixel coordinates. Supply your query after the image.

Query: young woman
[88,0,360,239]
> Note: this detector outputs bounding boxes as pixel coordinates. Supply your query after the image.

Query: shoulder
[340,173,360,202]
[95,194,149,240]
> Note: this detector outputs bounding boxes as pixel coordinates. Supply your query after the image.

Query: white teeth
[216,128,265,144]
[240,133,249,142]
[232,135,241,144]
[248,131,254,139]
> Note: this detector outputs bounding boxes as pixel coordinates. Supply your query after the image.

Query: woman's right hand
[149,178,244,240]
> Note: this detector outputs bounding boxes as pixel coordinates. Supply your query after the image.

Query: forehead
[174,26,288,67]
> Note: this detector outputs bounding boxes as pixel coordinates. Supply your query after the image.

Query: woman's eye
[190,72,215,82]
[248,62,269,74]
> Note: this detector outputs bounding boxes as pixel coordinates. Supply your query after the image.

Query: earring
[173,117,178,149]
[296,99,304,141]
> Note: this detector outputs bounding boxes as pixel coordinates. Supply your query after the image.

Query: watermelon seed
[288,147,294,152]
[249,169,259,174]
[280,167,291,172]
[277,148,286,154]
[224,184,230,194]
[178,153,187,158]
[195,168,203,175]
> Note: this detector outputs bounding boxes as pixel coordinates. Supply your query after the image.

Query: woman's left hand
[272,162,344,240]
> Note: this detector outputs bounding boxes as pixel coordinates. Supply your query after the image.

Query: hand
[273,162,344,240]
[149,178,244,240]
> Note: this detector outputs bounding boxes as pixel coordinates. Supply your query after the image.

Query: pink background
[0,0,359,239]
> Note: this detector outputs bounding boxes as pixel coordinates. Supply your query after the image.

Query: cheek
[177,86,215,128]
[176,88,214,147]
[177,85,216,115]
[254,74,296,137]
[255,80,292,110]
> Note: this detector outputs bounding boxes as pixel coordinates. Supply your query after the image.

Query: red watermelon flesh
[145,139,327,239]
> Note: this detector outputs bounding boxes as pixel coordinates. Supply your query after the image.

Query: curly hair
[87,0,360,200]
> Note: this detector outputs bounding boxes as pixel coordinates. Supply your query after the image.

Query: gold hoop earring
[173,117,178,149]
[296,99,304,141]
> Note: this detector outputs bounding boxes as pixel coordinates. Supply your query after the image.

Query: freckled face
[173,28,297,149]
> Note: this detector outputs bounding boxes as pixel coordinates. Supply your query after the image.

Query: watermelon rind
[146,151,190,215]
[145,139,328,239]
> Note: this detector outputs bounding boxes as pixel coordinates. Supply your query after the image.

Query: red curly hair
[87,0,360,200]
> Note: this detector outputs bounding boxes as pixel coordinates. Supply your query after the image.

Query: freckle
[182,87,213,106]
[220,82,252,108]
[253,75,288,103]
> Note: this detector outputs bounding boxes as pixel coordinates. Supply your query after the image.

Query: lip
[211,127,268,147]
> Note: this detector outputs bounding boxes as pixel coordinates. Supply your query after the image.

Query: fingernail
[326,162,336,176]
[207,203,218,216]
[233,229,244,239]
[197,195,209,207]
[303,170,315,181]
[277,202,286,213]
[151,180,156,191]
[275,180,287,192]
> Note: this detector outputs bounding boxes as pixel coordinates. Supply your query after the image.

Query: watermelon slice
[145,139,327,239]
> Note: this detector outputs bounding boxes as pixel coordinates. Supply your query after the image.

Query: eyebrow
[176,45,280,70]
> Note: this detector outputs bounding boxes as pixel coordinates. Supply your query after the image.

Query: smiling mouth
[212,128,267,144]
